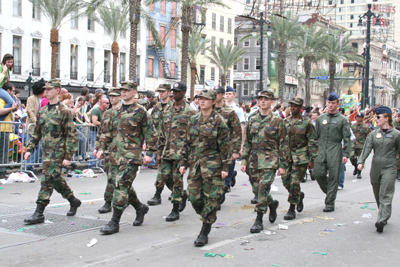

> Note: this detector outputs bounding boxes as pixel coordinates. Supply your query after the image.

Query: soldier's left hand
[143,155,152,165]
[221,171,228,179]
[232,153,240,160]
[308,161,314,169]
[342,157,348,164]
[62,159,71,166]
[277,168,286,176]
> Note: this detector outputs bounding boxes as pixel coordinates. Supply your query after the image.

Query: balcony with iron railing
[104,71,110,83]
[120,74,125,84]
[32,67,40,76]
[56,69,60,78]
[13,65,21,74]
[70,68,78,80]
[87,72,94,81]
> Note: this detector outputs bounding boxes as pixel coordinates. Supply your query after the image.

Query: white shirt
[227,102,245,123]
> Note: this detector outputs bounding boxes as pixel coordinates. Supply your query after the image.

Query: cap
[213,85,225,94]
[146,90,156,98]
[198,89,217,100]
[356,112,364,118]
[375,106,392,115]
[120,81,138,91]
[194,94,199,99]
[327,92,339,101]
[172,82,187,91]
[43,79,61,89]
[108,88,121,96]
[138,98,149,105]
[95,88,105,94]
[256,89,274,99]
[289,97,304,106]
[156,84,172,92]
[226,86,236,93]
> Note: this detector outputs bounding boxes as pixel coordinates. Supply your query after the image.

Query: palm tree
[269,11,302,102]
[206,42,245,88]
[185,32,210,100]
[91,2,129,87]
[325,30,364,94]
[386,77,400,108]
[292,24,329,106]
[30,0,87,79]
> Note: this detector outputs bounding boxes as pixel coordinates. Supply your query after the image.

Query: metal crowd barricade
[0,121,27,177]
[22,123,43,180]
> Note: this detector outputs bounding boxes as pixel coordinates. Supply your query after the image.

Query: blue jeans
[77,128,87,159]
[0,88,15,121]
[147,153,156,167]
[88,130,97,168]
[225,159,236,187]
[339,151,346,188]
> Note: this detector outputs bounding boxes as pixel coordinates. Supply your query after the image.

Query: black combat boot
[132,203,149,226]
[310,169,315,180]
[98,201,112,213]
[357,170,362,179]
[353,167,358,176]
[178,190,188,212]
[100,208,122,235]
[67,196,81,216]
[231,171,237,187]
[284,204,296,220]
[24,204,46,224]
[251,194,258,204]
[250,212,264,233]
[194,223,212,247]
[147,189,162,206]
[166,203,180,221]
[268,200,279,223]
[220,190,226,205]
[297,192,305,212]
[375,221,385,233]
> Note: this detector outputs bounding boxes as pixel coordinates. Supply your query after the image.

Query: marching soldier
[241,90,287,233]
[282,98,318,220]
[179,89,231,247]
[24,79,81,224]
[147,84,173,205]
[96,81,157,235]
[157,82,195,221]
[350,112,371,179]
[314,92,351,212]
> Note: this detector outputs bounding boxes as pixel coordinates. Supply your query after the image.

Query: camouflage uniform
[179,91,231,224]
[215,104,241,155]
[350,122,371,169]
[27,99,78,205]
[242,92,288,214]
[138,98,150,110]
[158,102,195,203]
[282,111,318,205]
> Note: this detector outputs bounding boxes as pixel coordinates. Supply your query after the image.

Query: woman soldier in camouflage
[179,89,231,247]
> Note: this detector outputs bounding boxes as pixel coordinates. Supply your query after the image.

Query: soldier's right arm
[157,112,166,159]
[26,114,42,152]
[306,120,319,160]
[241,118,252,166]
[358,132,373,165]
[179,117,193,168]
[98,111,114,152]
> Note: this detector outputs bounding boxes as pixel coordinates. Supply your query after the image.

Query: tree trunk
[278,43,287,102]
[304,56,311,106]
[129,0,141,81]
[329,60,336,94]
[221,73,227,88]
[190,61,197,100]
[112,42,119,87]
[180,5,192,85]
[50,28,59,80]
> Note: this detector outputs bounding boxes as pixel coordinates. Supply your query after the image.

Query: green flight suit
[393,120,400,170]
[358,127,400,224]
[314,111,351,209]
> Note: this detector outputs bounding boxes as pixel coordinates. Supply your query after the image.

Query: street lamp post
[25,72,33,97]
[357,1,380,109]
[252,12,271,95]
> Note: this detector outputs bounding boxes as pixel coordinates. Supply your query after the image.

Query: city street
[1,156,400,267]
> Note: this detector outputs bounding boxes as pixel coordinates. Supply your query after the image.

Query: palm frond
[93,2,129,42]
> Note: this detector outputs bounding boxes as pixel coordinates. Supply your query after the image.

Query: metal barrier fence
[0,121,27,174]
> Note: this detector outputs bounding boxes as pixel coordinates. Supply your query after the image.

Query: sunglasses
[376,115,383,119]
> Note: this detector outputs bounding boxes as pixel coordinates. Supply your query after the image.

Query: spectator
[190,94,199,111]
[77,87,89,106]
[244,104,251,123]
[59,88,68,99]
[0,54,15,121]
[87,93,94,112]
[40,90,49,110]
[61,93,74,108]
[73,97,89,161]
[311,110,319,127]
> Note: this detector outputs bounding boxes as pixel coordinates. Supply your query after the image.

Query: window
[88,19,94,31]
[161,0,166,14]
[243,58,249,70]
[220,16,224,32]
[256,40,260,46]
[148,58,154,77]
[171,62,176,77]
[212,36,216,51]
[200,66,205,84]
[243,83,249,96]
[227,40,231,47]
[159,61,164,78]
[201,36,206,54]
[255,81,260,91]
[171,30,176,48]
[104,50,110,82]
[87,48,94,81]
[13,0,21,16]
[228,18,232,34]
[160,26,166,45]
[32,4,40,19]
[244,41,250,47]
[148,29,153,44]
[172,2,177,16]
[255,58,260,70]
[32,39,41,76]
[149,4,155,12]
[70,45,78,79]
[234,37,237,46]
[120,53,126,82]
[220,38,223,46]
[211,67,215,81]
[71,11,78,28]
[234,64,237,70]
[212,13,216,30]
[12,36,21,74]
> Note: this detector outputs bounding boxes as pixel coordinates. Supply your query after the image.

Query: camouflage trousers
[161,159,184,204]
[281,163,307,205]
[36,161,73,205]
[187,167,224,224]
[103,161,113,202]
[350,149,362,168]
[109,164,141,211]
[249,168,276,214]
[154,167,165,191]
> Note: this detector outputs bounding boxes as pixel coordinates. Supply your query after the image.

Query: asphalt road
[1,155,400,267]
